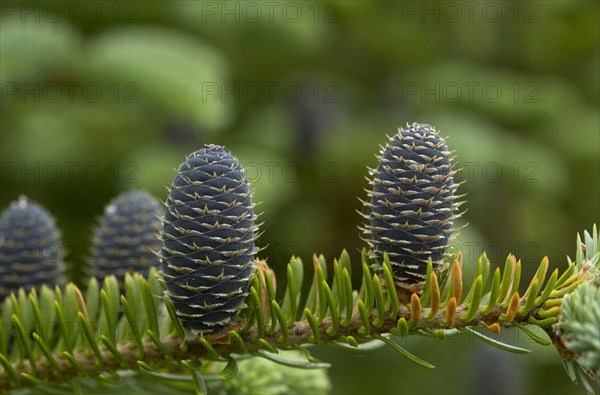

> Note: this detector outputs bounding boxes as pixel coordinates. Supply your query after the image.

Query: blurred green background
[1,1,598,394]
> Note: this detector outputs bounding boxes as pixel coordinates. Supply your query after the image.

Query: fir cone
[91,190,163,284]
[361,123,462,288]
[160,145,259,335]
[0,196,65,298]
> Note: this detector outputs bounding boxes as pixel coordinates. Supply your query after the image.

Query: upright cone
[91,190,163,284]
[361,123,463,288]
[160,145,259,335]
[0,196,65,298]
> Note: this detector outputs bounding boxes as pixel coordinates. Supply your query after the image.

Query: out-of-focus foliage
[1,1,598,394]
[205,351,332,394]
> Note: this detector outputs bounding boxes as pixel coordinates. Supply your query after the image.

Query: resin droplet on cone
[0,196,65,298]
[361,123,463,288]
[91,190,163,284]
[160,145,259,335]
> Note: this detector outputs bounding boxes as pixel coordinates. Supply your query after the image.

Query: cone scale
[160,145,259,335]
[361,123,462,288]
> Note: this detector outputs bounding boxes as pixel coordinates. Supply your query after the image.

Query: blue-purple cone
[160,145,258,335]
[91,190,163,284]
[0,196,65,298]
[361,123,462,287]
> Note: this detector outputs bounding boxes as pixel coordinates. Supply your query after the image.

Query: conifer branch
[0,245,589,392]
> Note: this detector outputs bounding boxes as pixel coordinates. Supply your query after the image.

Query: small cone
[0,196,65,298]
[91,190,163,284]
